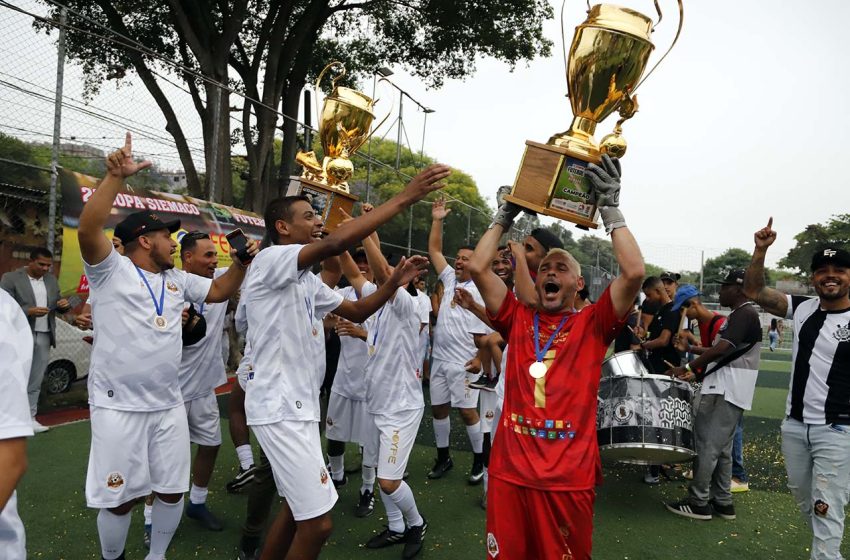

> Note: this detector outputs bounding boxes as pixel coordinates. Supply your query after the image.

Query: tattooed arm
[744,217,789,318]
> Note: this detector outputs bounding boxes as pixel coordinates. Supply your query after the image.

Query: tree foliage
[702,248,753,284]
[778,214,850,276]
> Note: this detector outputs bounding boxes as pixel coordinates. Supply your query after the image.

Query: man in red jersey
[468,155,644,560]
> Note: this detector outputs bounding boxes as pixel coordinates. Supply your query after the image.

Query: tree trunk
[201,82,234,204]
[277,85,303,199]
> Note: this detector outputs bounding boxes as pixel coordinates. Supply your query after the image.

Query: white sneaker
[730,478,749,493]
[31,419,49,433]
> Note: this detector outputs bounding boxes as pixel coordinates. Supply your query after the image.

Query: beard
[815,284,849,301]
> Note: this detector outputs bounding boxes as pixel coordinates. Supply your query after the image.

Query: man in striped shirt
[744,218,850,560]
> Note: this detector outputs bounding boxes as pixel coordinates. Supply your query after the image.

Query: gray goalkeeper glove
[586,154,626,234]
[491,201,522,230]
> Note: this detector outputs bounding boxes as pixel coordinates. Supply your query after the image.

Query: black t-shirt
[646,301,682,373]
[614,309,640,353]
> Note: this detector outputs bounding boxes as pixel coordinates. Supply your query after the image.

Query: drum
[597,351,695,465]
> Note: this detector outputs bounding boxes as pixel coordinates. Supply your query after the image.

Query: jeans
[732,415,748,482]
[782,418,850,560]
[769,331,779,351]
[688,394,742,507]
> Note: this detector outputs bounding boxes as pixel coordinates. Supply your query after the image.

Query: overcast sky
[2,0,849,272]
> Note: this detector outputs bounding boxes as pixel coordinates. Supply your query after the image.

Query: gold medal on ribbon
[528,361,547,379]
[368,345,376,356]
[312,327,318,337]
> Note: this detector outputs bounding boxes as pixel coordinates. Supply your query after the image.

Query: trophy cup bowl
[505,2,682,229]
[319,86,376,188]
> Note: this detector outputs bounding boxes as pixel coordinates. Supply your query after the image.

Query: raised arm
[507,240,537,306]
[454,287,493,327]
[319,256,342,289]
[586,155,644,317]
[297,165,450,270]
[362,232,391,286]
[468,218,511,315]
[744,218,788,318]
[340,251,367,294]
[428,197,451,274]
[206,242,259,303]
[78,133,151,265]
[334,256,429,323]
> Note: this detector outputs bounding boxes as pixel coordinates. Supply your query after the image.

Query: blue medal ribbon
[304,297,314,327]
[370,305,387,349]
[134,265,165,318]
[533,312,569,363]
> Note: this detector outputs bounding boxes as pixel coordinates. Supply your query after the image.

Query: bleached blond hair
[541,248,582,277]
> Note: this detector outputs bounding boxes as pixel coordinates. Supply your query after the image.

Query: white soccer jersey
[785,295,850,424]
[84,248,212,411]
[415,289,431,326]
[244,244,343,424]
[361,283,424,414]
[179,268,229,401]
[330,285,369,401]
[431,265,489,365]
[0,290,35,560]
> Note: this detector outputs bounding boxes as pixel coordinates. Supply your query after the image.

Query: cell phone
[225,228,254,265]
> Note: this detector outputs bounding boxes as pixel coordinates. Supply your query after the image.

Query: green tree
[38,0,553,210]
[778,214,850,276]
[702,248,753,283]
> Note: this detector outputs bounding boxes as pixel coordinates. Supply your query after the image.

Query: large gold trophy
[288,61,388,230]
[505,2,683,228]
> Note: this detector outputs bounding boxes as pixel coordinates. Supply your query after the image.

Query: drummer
[468,155,644,559]
[664,269,762,521]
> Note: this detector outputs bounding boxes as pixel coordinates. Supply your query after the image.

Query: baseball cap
[530,228,564,252]
[671,284,701,311]
[114,211,180,245]
[660,271,681,282]
[810,246,850,271]
[717,268,746,286]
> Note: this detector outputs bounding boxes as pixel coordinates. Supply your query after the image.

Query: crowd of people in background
[0,135,848,560]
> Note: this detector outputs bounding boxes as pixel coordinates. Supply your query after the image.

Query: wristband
[598,206,626,234]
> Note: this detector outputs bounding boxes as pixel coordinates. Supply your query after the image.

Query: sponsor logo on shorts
[388,429,400,464]
[166,281,179,293]
[107,390,114,398]
[106,472,125,490]
[814,499,829,517]
[320,466,329,486]
[326,416,334,427]
[486,532,499,557]
[296,401,302,409]
[485,410,494,420]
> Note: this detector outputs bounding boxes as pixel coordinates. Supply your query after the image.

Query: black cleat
[143,524,151,549]
[470,375,500,392]
[186,502,224,531]
[226,465,256,494]
[710,500,736,520]
[366,526,407,548]
[355,489,375,518]
[402,518,428,559]
[332,475,348,488]
[427,457,453,479]
[468,460,484,485]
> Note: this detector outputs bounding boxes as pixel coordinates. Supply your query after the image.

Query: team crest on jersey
[319,466,329,486]
[106,472,125,490]
[166,281,179,293]
[486,533,499,557]
[833,323,850,343]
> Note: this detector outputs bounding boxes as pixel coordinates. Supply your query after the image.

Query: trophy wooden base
[509,140,600,230]
[286,176,359,231]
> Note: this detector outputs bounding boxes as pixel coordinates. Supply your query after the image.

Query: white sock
[97,508,132,559]
[148,497,183,559]
[433,417,450,448]
[143,502,153,526]
[483,466,489,493]
[361,465,376,494]
[466,421,484,454]
[387,482,424,528]
[236,444,254,470]
[189,484,208,505]
[329,454,345,481]
[379,489,405,533]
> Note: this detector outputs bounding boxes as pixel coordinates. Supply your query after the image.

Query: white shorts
[367,408,424,480]
[429,358,479,409]
[479,390,499,433]
[185,391,222,446]
[326,393,371,445]
[253,420,338,521]
[85,405,190,508]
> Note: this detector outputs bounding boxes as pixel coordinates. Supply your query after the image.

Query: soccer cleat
[402,518,428,559]
[427,457,453,479]
[710,500,737,520]
[470,375,499,392]
[354,489,375,518]
[226,465,256,494]
[730,477,749,493]
[143,523,151,549]
[237,550,258,560]
[332,475,348,488]
[682,469,694,480]
[468,460,485,486]
[32,419,49,433]
[186,502,224,531]
[665,499,712,521]
[103,551,125,560]
[643,472,660,485]
[366,526,407,548]
[238,535,260,560]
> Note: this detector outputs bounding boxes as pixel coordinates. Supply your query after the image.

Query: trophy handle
[634,0,683,92]
[348,77,394,154]
[314,61,346,130]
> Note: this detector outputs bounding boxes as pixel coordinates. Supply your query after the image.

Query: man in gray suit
[1,247,71,433]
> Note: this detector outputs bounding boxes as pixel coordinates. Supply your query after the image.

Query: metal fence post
[47,7,67,256]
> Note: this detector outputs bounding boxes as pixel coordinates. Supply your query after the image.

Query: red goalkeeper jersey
[488,286,625,491]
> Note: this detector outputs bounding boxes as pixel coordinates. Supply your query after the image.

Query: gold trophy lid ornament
[505,0,683,228]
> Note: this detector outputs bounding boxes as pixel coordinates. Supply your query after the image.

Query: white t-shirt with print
[244,244,343,425]
[179,267,230,401]
[361,283,424,414]
[431,265,489,365]
[84,249,212,411]
[331,285,369,401]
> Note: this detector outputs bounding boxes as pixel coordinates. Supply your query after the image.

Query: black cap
[811,246,850,271]
[717,268,746,286]
[660,271,681,282]
[530,228,564,252]
[114,211,180,245]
